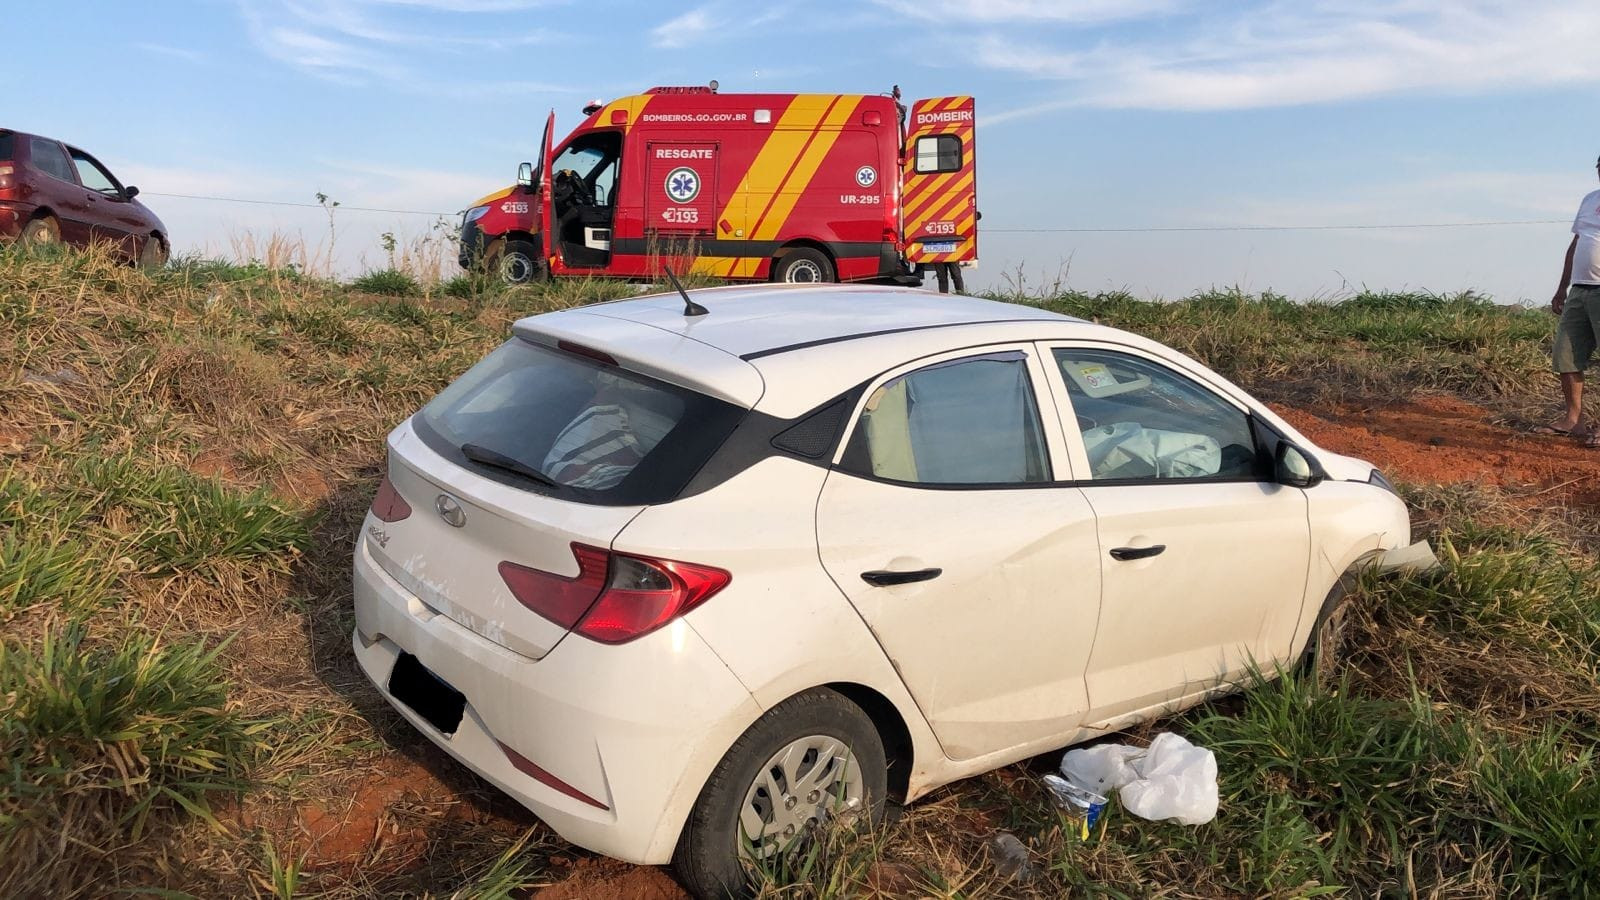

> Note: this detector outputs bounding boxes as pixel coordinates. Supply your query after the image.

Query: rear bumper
[0,200,33,240]
[351,531,761,863]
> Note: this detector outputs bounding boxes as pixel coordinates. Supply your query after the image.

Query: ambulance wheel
[772,247,835,284]
[489,239,545,285]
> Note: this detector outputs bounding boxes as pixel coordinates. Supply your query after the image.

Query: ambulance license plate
[922,241,958,254]
[389,652,466,735]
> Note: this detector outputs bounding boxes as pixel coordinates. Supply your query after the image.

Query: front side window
[1054,349,1259,481]
[69,150,121,195]
[843,352,1050,485]
[28,138,75,183]
[914,134,962,174]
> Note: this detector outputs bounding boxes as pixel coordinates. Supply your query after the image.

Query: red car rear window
[0,132,13,161]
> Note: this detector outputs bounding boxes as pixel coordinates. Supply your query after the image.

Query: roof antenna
[665,266,709,317]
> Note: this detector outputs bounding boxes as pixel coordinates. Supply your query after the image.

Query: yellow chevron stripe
[902,169,963,220]
[596,94,654,135]
[906,171,975,234]
[469,185,516,208]
[687,256,738,277]
[716,95,845,240]
[751,96,862,241]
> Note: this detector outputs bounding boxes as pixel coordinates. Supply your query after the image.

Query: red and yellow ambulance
[458,84,976,288]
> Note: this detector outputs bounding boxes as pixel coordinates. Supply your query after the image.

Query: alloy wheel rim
[737,734,863,860]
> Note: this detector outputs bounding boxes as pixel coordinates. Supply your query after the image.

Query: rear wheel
[139,234,168,270]
[19,215,61,249]
[674,689,886,899]
[487,238,545,285]
[771,247,835,284]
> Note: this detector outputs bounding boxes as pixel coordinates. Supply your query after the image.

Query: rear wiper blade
[459,442,561,490]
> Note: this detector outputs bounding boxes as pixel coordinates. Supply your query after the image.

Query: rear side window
[913,134,962,174]
[0,132,14,161]
[414,338,746,505]
[842,352,1050,485]
[29,138,75,183]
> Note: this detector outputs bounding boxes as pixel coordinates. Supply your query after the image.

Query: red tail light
[498,544,609,629]
[499,544,731,644]
[370,474,411,522]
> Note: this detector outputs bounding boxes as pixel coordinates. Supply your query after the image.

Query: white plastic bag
[1059,732,1219,825]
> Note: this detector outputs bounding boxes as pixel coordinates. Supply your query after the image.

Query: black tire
[1306,575,1355,686]
[674,689,887,899]
[139,234,168,270]
[19,215,61,248]
[488,238,545,285]
[771,247,835,284]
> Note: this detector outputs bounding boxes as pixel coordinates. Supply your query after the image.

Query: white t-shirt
[1572,188,1600,286]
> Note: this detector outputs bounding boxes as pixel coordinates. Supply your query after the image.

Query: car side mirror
[1275,442,1324,488]
[516,162,534,191]
[123,185,139,199]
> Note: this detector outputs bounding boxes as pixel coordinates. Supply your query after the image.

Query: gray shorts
[1553,283,1600,373]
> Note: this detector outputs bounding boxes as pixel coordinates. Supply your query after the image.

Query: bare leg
[1560,371,1584,431]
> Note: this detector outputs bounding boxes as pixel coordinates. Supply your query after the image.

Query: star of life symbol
[855,165,877,188]
[665,167,700,203]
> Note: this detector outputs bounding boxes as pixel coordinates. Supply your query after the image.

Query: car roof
[565,283,1081,359]
[515,284,1118,413]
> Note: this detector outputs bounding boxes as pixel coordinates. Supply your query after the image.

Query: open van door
[537,110,556,273]
[901,96,977,280]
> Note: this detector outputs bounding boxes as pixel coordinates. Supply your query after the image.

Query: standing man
[1546,156,1600,447]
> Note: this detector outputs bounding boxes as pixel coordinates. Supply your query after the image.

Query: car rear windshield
[0,132,13,160]
[413,337,747,506]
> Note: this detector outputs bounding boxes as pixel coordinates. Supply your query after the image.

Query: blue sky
[10,1,1600,300]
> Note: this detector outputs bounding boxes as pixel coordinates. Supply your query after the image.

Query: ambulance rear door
[901,96,976,266]
[643,141,719,274]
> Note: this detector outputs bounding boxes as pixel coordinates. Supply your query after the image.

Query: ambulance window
[914,135,962,174]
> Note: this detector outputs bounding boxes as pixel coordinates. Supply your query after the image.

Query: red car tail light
[498,544,609,629]
[499,544,731,644]
[370,474,412,522]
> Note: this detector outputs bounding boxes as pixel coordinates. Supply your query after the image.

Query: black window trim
[66,145,127,197]
[28,137,79,187]
[913,133,963,175]
[1044,341,1275,486]
[835,343,1058,489]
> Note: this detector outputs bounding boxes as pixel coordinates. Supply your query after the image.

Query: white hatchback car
[352,285,1426,896]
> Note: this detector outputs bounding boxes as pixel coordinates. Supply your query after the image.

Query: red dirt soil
[1276,394,1600,507]
[526,857,688,900]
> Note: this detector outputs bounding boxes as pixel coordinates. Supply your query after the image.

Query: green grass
[349,267,420,296]
[0,622,255,898]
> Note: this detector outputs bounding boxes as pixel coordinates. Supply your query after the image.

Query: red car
[0,128,168,266]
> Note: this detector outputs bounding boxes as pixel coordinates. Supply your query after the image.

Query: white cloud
[872,0,1183,25]
[237,0,558,86]
[969,1,1600,120]
[650,7,718,49]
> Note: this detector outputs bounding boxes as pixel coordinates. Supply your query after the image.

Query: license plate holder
[388,652,466,736]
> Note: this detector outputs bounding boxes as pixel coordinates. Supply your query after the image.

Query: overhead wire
[144,191,1568,233]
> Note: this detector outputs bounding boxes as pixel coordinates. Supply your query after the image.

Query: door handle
[860,568,942,586]
[1109,545,1166,561]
